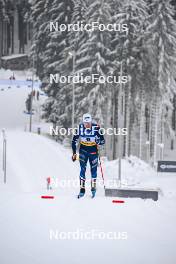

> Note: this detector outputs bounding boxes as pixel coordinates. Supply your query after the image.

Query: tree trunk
[149,99,158,166]
[139,98,145,159]
[123,78,131,157]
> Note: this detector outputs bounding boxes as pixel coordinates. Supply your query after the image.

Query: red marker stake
[112,200,125,203]
[41,196,54,199]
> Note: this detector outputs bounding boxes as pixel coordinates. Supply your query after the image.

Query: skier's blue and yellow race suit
[72,123,105,180]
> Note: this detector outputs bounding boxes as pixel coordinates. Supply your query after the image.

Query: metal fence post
[2,129,7,184]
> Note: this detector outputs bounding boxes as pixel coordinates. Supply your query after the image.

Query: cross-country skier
[72,113,105,198]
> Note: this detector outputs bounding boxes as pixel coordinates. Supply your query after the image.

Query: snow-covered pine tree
[74,0,112,124]
[41,0,74,129]
[145,0,176,164]
[0,0,5,18]
[66,0,89,124]
[111,0,148,158]
[0,0,6,57]
[30,0,47,76]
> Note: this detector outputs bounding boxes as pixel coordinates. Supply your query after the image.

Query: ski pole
[97,147,105,189]
[98,156,105,189]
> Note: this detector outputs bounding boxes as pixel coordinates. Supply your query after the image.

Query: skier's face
[84,122,91,129]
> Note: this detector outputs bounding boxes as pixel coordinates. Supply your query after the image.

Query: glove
[95,137,100,145]
[72,154,77,162]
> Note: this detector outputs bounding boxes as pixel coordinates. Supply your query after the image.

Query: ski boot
[91,179,96,198]
[78,179,85,199]
[91,188,96,198]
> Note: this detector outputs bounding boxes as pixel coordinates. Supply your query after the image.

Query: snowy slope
[0,69,176,264]
[0,130,176,264]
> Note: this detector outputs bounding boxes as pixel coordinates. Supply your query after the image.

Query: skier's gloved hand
[95,137,100,145]
[72,154,77,162]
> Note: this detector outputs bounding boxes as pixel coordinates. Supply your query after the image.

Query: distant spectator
[25,94,32,113]
[32,90,36,98]
[37,91,40,101]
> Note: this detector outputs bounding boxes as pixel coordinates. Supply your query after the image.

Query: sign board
[157,161,176,173]
[105,188,158,201]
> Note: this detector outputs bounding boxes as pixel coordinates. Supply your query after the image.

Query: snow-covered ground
[0,69,176,264]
